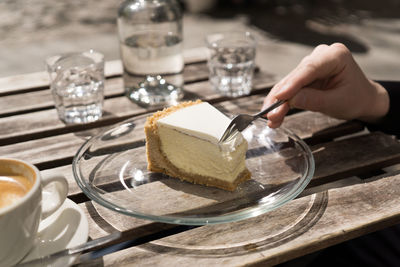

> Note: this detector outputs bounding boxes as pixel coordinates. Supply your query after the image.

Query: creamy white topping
[157,102,243,147]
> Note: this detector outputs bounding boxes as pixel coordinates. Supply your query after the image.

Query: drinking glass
[117,0,184,107]
[46,50,105,124]
[206,32,256,97]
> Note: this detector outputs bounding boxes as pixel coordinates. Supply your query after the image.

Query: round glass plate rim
[72,117,315,225]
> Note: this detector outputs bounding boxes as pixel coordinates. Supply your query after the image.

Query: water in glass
[47,51,105,124]
[209,46,255,97]
[52,66,104,124]
[118,0,184,107]
[121,32,184,106]
[207,32,256,97]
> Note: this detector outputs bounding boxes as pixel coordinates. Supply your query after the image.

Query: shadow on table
[139,191,328,258]
[78,191,328,265]
[202,0,400,54]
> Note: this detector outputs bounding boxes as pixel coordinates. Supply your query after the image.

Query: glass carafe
[118,0,184,107]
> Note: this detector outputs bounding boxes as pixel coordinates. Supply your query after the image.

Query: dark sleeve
[364,81,400,138]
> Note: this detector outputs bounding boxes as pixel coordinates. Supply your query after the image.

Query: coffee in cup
[0,160,35,209]
[0,158,68,266]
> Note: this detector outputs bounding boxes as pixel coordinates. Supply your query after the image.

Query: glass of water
[46,50,105,124]
[206,32,256,97]
[117,0,184,108]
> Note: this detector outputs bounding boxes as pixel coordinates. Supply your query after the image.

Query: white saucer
[20,198,89,266]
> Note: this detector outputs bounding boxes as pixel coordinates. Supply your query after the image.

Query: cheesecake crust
[144,100,251,191]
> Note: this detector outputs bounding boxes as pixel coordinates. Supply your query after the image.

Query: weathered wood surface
[0,77,124,116]
[0,63,215,117]
[63,130,400,257]
[0,99,373,198]
[0,47,208,95]
[0,93,352,152]
[78,172,400,267]
[0,70,275,146]
[38,127,400,203]
[3,94,399,208]
[2,55,400,266]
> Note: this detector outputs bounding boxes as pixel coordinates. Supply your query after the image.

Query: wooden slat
[77,173,400,267]
[0,94,359,167]
[65,132,400,238]
[0,132,81,168]
[0,47,208,95]
[182,47,208,64]
[0,107,374,199]
[0,97,144,145]
[0,62,210,117]
[85,133,400,222]
[14,123,393,254]
[0,72,49,94]
[5,110,398,254]
[0,61,122,94]
[61,128,398,200]
[311,132,400,185]
[0,72,276,145]
[0,78,124,117]
[182,62,209,83]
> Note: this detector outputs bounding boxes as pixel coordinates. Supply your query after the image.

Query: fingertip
[266,108,287,129]
[266,103,290,121]
[267,120,274,128]
[264,81,286,108]
[267,120,282,129]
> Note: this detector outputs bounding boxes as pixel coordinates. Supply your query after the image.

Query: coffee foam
[0,159,36,210]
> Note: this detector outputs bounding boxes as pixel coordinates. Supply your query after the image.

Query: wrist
[358,80,390,123]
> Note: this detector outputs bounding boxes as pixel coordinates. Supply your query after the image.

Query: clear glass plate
[73,116,314,225]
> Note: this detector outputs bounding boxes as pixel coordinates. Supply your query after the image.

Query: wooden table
[2,48,400,266]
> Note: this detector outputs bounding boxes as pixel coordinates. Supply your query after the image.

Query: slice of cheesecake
[144,100,251,191]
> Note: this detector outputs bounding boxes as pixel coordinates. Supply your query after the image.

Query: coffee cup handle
[40,174,69,219]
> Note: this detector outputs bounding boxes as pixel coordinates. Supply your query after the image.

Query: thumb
[289,88,327,112]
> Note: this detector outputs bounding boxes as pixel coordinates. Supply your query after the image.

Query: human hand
[263,43,389,128]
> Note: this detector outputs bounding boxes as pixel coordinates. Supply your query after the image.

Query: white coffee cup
[0,158,68,266]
